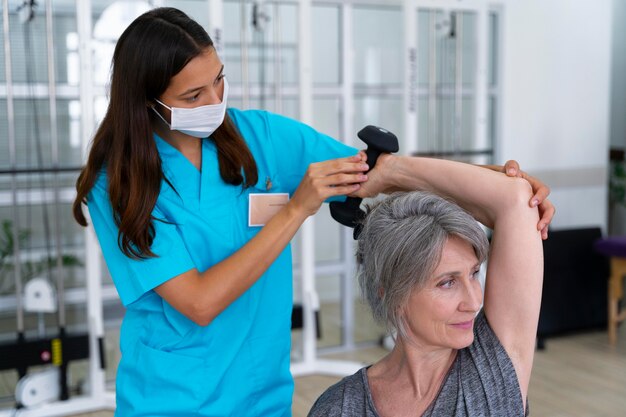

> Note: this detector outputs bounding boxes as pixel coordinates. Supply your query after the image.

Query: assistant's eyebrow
[177,65,225,97]
[215,65,224,81]
[178,85,203,98]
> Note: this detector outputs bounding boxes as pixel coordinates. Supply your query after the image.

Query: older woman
[308,157,544,417]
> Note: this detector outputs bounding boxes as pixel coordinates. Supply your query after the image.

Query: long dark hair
[73,7,257,259]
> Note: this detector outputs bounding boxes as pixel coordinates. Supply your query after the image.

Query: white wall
[499,0,613,232]
[610,0,626,150]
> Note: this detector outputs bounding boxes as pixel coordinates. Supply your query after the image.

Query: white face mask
[152,77,229,138]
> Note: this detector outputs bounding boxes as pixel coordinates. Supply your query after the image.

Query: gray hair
[356,191,489,340]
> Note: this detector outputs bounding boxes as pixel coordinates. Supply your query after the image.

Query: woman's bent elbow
[188,303,217,327]
[506,177,535,211]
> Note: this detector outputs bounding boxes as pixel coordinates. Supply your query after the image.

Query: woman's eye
[186,94,200,103]
[471,269,480,279]
[439,279,455,289]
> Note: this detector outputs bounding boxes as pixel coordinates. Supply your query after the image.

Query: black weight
[329,125,399,239]
[358,125,399,170]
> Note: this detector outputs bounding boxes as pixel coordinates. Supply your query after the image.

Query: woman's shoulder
[443,310,526,415]
[466,310,517,370]
[308,367,374,417]
[472,310,510,355]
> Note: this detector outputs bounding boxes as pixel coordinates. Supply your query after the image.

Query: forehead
[167,48,222,92]
[432,237,479,274]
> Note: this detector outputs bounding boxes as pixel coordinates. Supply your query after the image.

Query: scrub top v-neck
[87,108,356,417]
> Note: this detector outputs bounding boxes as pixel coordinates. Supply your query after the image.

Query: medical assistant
[87,108,356,417]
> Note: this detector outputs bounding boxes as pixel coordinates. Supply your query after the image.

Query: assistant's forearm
[200,204,306,317]
[158,202,308,326]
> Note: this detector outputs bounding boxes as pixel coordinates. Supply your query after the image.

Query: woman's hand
[495,160,555,240]
[289,154,369,218]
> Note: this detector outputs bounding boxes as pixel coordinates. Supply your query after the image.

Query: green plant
[609,160,626,207]
[0,219,82,295]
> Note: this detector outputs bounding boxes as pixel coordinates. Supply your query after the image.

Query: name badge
[249,193,289,227]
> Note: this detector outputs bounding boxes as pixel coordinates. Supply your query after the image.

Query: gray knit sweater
[308,311,528,417]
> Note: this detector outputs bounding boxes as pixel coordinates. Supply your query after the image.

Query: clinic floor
[67,323,626,417]
[1,308,626,417]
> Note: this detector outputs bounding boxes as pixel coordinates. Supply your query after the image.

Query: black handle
[329,125,399,239]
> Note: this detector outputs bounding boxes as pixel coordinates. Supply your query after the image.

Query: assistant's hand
[289,155,369,218]
[486,160,555,239]
[350,152,398,199]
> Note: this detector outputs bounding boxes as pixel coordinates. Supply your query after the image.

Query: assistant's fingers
[309,158,369,178]
[524,174,551,208]
[503,160,521,177]
[537,200,555,235]
[531,188,551,208]
[320,172,368,189]
[326,183,362,197]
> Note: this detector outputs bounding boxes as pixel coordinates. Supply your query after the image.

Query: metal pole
[404,0,418,154]
[453,11,463,156]
[252,1,266,109]
[438,14,444,154]
[273,1,282,114]
[428,10,437,153]
[45,0,70,401]
[240,0,250,108]
[454,12,463,156]
[475,4,489,159]
[3,0,25,363]
[45,0,64,331]
[340,2,355,351]
[77,0,113,407]
[340,3,354,147]
[298,0,315,365]
[208,0,224,55]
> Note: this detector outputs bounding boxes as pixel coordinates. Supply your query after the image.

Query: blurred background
[0,0,624,416]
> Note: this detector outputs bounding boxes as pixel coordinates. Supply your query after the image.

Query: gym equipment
[24,277,57,313]
[329,125,400,238]
[15,368,60,408]
[0,4,91,413]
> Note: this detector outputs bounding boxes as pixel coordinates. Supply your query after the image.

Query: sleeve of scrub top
[87,175,196,306]
[264,112,358,194]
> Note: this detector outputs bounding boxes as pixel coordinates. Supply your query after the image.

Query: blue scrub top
[87,109,356,417]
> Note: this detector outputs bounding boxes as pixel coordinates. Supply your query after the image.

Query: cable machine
[404,0,492,163]
[0,1,113,415]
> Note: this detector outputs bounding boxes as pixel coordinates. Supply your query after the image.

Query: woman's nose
[460,280,483,312]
